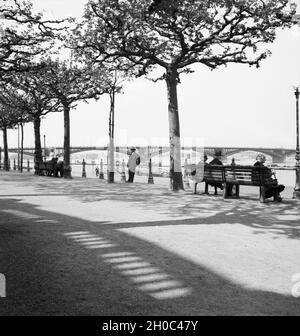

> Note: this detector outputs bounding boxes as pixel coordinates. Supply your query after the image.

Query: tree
[0,93,20,170]
[75,0,292,190]
[41,59,110,178]
[71,26,132,183]
[0,0,69,73]
[0,70,62,173]
[104,70,124,183]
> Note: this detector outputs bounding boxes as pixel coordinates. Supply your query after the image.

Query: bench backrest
[224,166,268,186]
[204,165,224,183]
[36,161,63,170]
[37,161,53,169]
[186,164,274,186]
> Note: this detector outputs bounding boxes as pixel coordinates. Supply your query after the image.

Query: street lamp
[43,135,46,161]
[17,124,20,170]
[148,146,154,184]
[293,87,300,199]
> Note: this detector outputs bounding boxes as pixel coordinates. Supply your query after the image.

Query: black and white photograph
[1,0,300,320]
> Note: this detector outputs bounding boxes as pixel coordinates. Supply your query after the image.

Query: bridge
[3,146,296,164]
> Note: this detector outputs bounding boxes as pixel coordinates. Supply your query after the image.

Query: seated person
[187,154,207,194]
[207,150,223,195]
[191,154,208,176]
[53,157,63,177]
[201,154,209,194]
[226,158,237,197]
[254,154,285,202]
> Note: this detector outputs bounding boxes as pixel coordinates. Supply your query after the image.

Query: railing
[0,159,33,172]
[69,161,170,178]
[0,159,298,188]
[269,166,296,171]
[0,159,298,173]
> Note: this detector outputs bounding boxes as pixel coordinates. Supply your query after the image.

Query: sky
[3,0,300,150]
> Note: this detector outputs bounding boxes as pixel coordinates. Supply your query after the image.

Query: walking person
[126,146,140,183]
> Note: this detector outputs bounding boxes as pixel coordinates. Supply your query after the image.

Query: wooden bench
[35,160,64,177]
[186,164,278,203]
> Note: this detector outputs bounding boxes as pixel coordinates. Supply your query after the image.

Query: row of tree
[0,0,295,190]
[0,0,119,178]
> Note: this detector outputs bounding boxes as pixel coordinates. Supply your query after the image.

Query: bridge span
[4,146,296,164]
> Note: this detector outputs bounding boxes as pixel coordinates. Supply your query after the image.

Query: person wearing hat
[254,153,285,202]
[207,150,224,195]
[126,146,140,183]
[201,153,209,194]
[210,150,223,166]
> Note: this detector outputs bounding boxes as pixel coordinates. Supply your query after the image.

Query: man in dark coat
[207,150,224,195]
[254,153,285,201]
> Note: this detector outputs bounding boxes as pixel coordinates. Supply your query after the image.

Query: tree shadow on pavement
[0,197,300,316]
[11,174,300,241]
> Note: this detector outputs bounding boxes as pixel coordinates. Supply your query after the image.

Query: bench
[185,164,277,203]
[35,160,64,177]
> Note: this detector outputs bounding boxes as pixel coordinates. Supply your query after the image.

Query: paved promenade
[0,171,300,315]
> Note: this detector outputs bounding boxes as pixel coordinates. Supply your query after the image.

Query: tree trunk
[20,123,24,173]
[63,104,72,178]
[165,68,184,191]
[33,116,43,174]
[17,124,20,170]
[3,126,9,171]
[108,91,115,183]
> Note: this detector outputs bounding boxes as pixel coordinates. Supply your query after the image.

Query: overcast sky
[3,0,300,150]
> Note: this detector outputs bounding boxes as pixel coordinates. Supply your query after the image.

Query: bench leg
[214,186,218,195]
[273,188,280,201]
[223,183,228,199]
[204,182,209,194]
[236,185,240,198]
[194,183,198,194]
[260,186,266,203]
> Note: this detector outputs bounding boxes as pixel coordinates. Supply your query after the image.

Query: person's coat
[127,152,140,172]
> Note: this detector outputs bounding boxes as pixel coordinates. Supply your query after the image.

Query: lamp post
[293,87,300,199]
[148,146,154,184]
[108,90,115,183]
[43,135,46,161]
[17,124,20,170]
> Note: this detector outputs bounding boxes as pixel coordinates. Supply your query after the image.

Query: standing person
[254,153,285,202]
[203,154,210,194]
[208,150,224,195]
[126,146,140,183]
[226,157,236,196]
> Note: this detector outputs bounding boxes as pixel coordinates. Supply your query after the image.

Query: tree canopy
[75,0,291,77]
[0,0,69,73]
[73,0,292,190]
